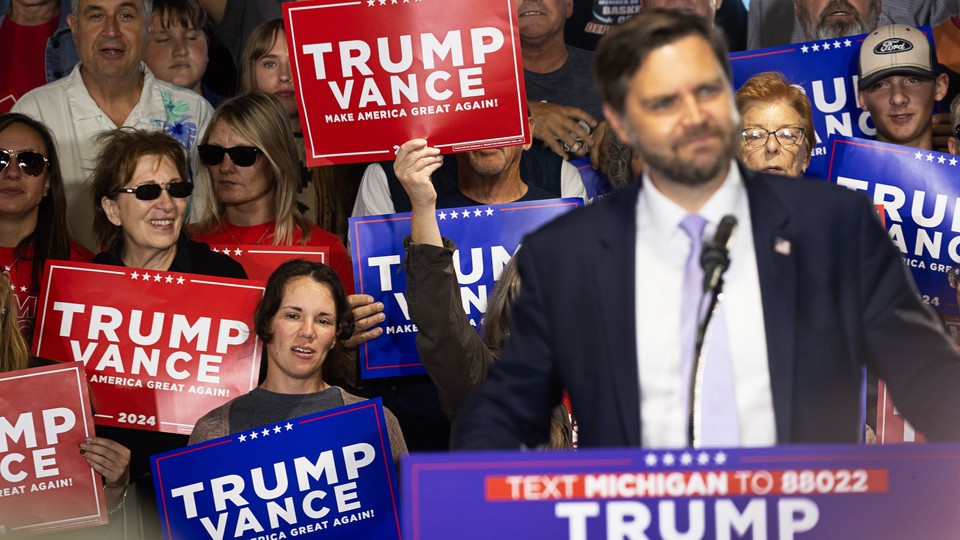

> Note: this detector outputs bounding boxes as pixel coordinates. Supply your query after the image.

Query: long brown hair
[0,113,72,285]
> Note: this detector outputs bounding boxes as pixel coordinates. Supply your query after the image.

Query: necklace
[224,223,275,246]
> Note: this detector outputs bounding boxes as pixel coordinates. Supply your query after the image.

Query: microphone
[700,215,737,293]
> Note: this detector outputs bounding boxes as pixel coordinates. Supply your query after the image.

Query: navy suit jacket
[454,165,960,448]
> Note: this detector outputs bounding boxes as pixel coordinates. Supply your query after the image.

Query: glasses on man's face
[197,144,261,167]
[740,127,806,148]
[0,149,48,177]
[113,181,194,201]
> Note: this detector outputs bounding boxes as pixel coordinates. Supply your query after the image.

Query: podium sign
[403,444,960,539]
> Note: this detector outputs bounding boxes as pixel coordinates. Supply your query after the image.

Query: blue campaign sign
[403,444,960,539]
[349,198,582,379]
[729,29,934,179]
[825,136,960,332]
[151,399,401,540]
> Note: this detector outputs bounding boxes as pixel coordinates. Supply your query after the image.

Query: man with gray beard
[747,0,952,49]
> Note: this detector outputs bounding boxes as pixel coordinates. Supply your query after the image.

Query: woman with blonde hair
[191,91,355,292]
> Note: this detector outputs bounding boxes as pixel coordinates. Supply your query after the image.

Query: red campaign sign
[31,262,264,435]
[209,245,328,283]
[876,379,927,444]
[284,0,529,166]
[0,362,107,535]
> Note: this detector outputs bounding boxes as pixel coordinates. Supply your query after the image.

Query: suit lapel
[743,167,798,442]
[595,182,643,445]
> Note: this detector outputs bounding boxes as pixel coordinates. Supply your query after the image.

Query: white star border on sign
[913,150,958,167]
[799,38,853,54]
[127,270,188,285]
[237,422,297,443]
[437,206,497,221]
[641,450,731,468]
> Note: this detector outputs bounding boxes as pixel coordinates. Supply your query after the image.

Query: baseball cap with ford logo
[857,24,935,90]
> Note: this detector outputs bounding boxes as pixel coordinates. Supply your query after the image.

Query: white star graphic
[474,209,482,217]
[697,452,710,465]
[680,452,693,465]
[800,45,809,53]
[8,284,13,291]
[844,39,852,47]
[273,425,282,434]
[485,208,494,216]
[165,275,173,283]
[404,0,410,3]
[662,453,676,466]
[153,273,162,282]
[19,285,26,292]
[951,158,958,166]
[462,210,471,219]
[238,433,247,442]
[378,0,386,5]
[644,453,657,466]
[391,0,398,3]
[714,451,727,465]
[142,272,152,281]
[811,44,820,52]
[249,431,258,439]
[939,156,947,164]
[451,211,459,219]
[833,41,841,48]
[438,211,447,220]
[367,0,374,5]
[131,271,140,280]
[211,247,219,253]
[822,42,831,50]
[176,276,185,285]
[233,248,242,256]
[262,428,270,437]
[915,151,924,160]
[927,153,935,162]
[285,422,293,431]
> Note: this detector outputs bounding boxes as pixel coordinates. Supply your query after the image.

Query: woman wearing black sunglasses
[0,113,93,342]
[191,91,355,294]
[90,128,246,279]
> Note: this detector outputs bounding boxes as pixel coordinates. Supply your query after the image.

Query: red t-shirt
[0,239,94,342]
[0,16,58,113]
[192,220,356,294]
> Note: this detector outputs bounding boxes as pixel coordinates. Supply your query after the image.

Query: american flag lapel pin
[774,237,791,256]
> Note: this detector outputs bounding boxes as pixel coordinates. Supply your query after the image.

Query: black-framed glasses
[113,181,193,201]
[0,149,48,177]
[740,127,806,148]
[197,144,261,167]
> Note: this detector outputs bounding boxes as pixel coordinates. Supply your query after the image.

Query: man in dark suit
[454,10,960,450]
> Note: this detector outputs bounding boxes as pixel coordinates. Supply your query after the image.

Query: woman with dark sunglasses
[191,91,355,294]
[0,113,92,342]
[89,128,246,279]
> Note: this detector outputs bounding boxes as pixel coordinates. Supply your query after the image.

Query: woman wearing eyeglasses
[735,72,814,177]
[191,91,355,293]
[89,128,246,279]
[0,113,92,341]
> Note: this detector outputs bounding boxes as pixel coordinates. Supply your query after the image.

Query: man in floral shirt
[13,0,211,250]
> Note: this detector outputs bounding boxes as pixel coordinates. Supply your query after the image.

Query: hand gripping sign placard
[283,0,530,166]
[729,28,937,179]
[0,362,107,535]
[207,245,329,283]
[404,444,960,539]
[31,262,264,435]
[349,198,582,379]
[152,399,401,540]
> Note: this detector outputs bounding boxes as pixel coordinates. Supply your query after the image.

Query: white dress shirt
[635,163,776,448]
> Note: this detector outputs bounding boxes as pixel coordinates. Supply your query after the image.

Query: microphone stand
[687,216,737,448]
